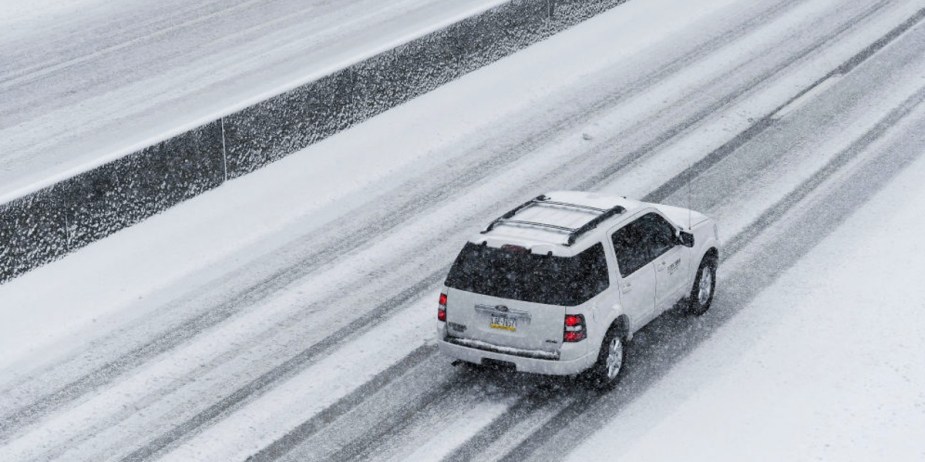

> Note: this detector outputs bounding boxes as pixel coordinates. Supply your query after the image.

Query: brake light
[438,293,447,322]
[501,244,529,254]
[563,314,586,342]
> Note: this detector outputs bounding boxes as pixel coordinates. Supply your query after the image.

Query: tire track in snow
[246,344,442,462]
[115,275,444,462]
[574,0,893,194]
[0,0,802,444]
[497,72,925,462]
[446,7,925,461]
[245,345,445,462]
[5,0,880,458]
[642,4,925,205]
[249,2,905,459]
[324,387,463,462]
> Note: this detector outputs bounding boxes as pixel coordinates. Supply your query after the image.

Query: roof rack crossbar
[482,195,548,233]
[488,219,576,235]
[482,195,627,242]
[566,205,626,246]
[535,200,607,214]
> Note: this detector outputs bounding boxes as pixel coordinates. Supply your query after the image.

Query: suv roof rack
[482,195,626,246]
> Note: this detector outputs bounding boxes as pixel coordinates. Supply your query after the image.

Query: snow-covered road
[1,0,924,460]
[569,136,925,461]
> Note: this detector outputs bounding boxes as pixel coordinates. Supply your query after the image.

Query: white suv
[436,191,719,388]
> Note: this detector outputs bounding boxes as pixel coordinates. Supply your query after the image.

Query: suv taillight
[563,314,586,342]
[438,293,447,322]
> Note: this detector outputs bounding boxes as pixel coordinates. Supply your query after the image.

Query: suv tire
[586,326,626,390]
[688,256,716,316]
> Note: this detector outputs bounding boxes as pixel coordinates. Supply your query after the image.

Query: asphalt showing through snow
[2,0,924,461]
[502,86,925,462]
[129,0,866,458]
[267,3,925,461]
[0,0,804,444]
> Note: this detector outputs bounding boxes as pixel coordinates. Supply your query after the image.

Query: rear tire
[586,326,626,391]
[688,256,716,316]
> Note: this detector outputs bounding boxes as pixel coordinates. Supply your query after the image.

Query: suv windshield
[445,242,609,306]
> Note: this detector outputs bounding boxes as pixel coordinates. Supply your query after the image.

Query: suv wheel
[688,256,716,316]
[586,326,626,390]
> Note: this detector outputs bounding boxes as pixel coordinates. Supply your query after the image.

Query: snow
[399,399,513,462]
[599,0,925,206]
[2,0,925,460]
[674,1,925,243]
[0,0,508,203]
[567,119,925,462]
[0,0,104,29]
[0,0,747,377]
[158,297,434,462]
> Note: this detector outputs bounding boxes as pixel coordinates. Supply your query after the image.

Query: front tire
[688,256,716,316]
[586,327,626,390]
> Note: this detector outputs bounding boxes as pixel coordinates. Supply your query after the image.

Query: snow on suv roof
[473,191,642,255]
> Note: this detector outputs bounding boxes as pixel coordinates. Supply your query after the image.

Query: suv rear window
[445,242,609,306]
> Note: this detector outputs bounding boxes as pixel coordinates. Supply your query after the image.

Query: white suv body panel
[437,335,598,375]
[437,191,719,376]
[444,289,566,354]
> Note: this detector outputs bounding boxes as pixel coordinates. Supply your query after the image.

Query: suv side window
[638,213,677,259]
[571,242,610,303]
[611,221,649,277]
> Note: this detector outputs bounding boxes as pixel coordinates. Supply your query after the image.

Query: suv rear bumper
[437,337,597,376]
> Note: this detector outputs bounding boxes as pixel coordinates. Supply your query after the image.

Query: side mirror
[678,231,695,248]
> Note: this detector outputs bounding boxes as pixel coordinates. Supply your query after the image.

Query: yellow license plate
[490,316,516,332]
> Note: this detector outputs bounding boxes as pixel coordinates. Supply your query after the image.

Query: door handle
[621,283,632,294]
[657,261,666,272]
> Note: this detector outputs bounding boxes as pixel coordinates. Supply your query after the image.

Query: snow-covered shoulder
[567,137,925,462]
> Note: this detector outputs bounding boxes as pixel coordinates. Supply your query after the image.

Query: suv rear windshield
[445,242,609,306]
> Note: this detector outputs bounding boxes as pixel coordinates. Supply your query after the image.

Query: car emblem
[496,305,509,312]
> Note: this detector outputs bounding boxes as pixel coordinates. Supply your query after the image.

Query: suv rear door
[610,218,657,327]
[443,242,609,353]
[444,289,566,353]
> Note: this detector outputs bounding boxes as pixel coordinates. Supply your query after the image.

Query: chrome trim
[475,304,531,320]
[446,336,560,360]
[491,219,575,234]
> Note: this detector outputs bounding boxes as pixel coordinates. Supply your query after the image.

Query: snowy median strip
[0,0,640,285]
